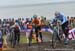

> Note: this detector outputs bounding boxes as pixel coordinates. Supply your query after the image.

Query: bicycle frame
[52,20,63,48]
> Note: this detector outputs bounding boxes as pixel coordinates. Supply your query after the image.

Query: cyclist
[32,15,43,43]
[52,12,69,45]
[28,15,43,46]
[13,24,20,48]
[25,18,32,43]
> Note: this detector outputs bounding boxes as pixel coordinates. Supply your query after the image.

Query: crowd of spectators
[0,15,74,48]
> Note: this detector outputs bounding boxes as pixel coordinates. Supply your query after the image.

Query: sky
[0,0,75,19]
[0,0,74,7]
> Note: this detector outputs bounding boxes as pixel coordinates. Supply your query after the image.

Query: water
[0,2,75,19]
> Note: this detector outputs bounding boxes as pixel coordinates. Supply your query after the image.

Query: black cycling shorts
[61,21,69,37]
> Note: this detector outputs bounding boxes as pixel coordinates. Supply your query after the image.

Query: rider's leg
[26,32,29,43]
[17,33,20,45]
[35,26,39,43]
[29,29,33,46]
[62,21,69,45]
[38,26,43,42]
[39,32,43,42]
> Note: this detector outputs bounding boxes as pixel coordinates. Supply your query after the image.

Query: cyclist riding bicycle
[52,12,69,45]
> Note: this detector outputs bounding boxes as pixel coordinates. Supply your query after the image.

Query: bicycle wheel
[9,30,15,48]
[52,31,57,48]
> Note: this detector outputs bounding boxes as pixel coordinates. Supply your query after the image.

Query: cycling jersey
[25,21,32,29]
[32,19,39,26]
[53,13,68,25]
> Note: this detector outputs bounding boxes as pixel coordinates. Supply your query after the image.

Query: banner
[68,28,75,40]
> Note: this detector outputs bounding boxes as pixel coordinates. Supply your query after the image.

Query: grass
[20,36,37,44]
[3,35,37,44]
[3,32,51,44]
[20,32,50,44]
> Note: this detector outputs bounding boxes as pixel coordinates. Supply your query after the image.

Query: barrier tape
[21,28,75,40]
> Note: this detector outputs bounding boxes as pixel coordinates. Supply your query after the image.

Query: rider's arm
[61,16,68,24]
[32,19,34,25]
[32,19,35,24]
[52,19,57,25]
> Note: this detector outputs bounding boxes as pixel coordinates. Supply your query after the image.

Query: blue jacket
[52,13,68,24]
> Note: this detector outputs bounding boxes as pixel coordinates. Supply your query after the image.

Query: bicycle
[52,20,64,48]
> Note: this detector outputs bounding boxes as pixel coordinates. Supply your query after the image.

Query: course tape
[20,28,53,34]
[21,28,75,40]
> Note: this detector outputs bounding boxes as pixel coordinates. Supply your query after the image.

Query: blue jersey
[52,13,68,24]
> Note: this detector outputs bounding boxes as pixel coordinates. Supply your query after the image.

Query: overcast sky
[0,0,75,18]
[0,0,74,7]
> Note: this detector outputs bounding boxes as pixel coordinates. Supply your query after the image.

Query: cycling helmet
[33,14,37,18]
[55,11,60,17]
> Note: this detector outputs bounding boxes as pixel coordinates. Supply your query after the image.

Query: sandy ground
[2,32,75,51]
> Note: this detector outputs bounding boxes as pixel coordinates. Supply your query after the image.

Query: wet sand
[3,32,75,51]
